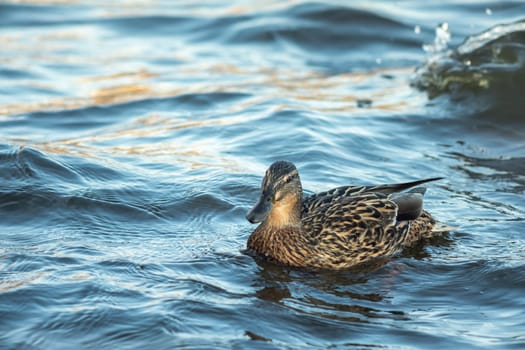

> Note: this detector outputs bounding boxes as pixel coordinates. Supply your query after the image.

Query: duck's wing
[302,177,441,216]
[301,193,411,266]
[303,192,400,237]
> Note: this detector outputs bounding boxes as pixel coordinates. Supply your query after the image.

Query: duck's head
[246,161,303,225]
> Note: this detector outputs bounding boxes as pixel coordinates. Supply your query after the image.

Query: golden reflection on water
[1,63,417,116]
[81,69,156,82]
[7,110,254,174]
[1,60,421,169]
[0,10,419,116]
[0,0,424,167]
[0,271,49,293]
[92,84,152,105]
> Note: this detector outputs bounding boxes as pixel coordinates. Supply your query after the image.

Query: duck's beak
[246,193,272,224]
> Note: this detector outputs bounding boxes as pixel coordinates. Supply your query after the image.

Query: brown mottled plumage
[246,161,442,269]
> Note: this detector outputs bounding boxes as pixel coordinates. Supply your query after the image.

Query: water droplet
[436,22,451,44]
[414,25,421,34]
[485,8,492,15]
[422,22,451,53]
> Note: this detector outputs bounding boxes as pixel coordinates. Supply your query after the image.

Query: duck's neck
[267,193,302,228]
[248,198,309,267]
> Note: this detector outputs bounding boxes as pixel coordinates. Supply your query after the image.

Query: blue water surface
[1,1,525,349]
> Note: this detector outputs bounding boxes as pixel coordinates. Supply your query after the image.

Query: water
[1,1,525,349]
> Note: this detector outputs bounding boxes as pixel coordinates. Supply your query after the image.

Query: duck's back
[298,183,438,268]
[301,178,442,217]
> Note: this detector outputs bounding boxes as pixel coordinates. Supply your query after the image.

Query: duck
[246,160,443,269]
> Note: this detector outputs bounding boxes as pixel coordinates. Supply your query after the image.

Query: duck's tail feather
[390,187,427,221]
[368,177,443,195]
[432,222,457,234]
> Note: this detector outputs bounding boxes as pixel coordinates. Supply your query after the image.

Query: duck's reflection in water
[251,257,412,323]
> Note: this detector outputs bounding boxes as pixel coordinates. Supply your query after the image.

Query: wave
[413,20,525,121]
[221,3,412,48]
[0,146,161,223]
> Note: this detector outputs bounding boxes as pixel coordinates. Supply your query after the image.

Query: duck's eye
[284,173,296,184]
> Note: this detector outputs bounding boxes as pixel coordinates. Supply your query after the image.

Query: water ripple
[1,1,525,349]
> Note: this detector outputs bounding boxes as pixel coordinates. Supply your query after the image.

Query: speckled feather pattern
[247,162,441,269]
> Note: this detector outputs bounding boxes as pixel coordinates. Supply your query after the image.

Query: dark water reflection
[2,1,525,349]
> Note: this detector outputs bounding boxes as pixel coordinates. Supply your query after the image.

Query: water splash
[412,20,525,101]
[422,22,451,54]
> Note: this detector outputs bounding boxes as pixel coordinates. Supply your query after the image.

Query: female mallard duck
[246,160,443,269]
